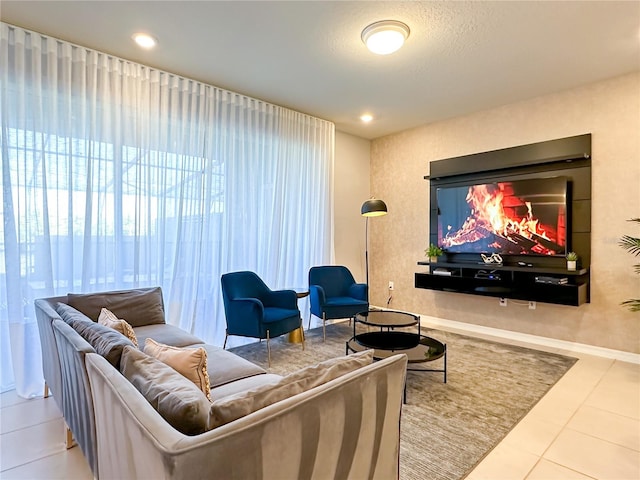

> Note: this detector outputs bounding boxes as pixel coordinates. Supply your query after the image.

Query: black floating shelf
[416,261,588,276]
[414,263,589,307]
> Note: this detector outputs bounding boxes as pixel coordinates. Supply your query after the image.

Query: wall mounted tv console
[415,262,589,306]
[416,134,591,306]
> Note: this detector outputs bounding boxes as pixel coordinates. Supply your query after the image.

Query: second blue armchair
[221,271,303,366]
[309,265,369,341]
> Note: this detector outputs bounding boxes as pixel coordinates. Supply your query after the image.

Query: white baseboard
[370,305,640,364]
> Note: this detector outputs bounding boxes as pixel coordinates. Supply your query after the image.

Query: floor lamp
[361,198,388,286]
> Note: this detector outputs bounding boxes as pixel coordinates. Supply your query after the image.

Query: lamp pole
[360,198,388,288]
[365,216,370,285]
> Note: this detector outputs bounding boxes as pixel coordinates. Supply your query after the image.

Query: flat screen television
[437,176,568,256]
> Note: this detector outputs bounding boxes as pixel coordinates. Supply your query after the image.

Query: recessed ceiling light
[361,20,410,55]
[132,33,158,49]
[360,114,374,123]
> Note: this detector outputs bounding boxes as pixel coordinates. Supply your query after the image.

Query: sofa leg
[223,333,228,349]
[300,321,305,351]
[266,330,271,367]
[44,382,49,398]
[65,425,74,449]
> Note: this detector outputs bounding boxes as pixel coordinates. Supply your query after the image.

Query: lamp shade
[361,198,388,217]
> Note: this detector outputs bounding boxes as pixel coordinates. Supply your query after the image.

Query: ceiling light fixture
[361,20,410,55]
[360,114,373,123]
[132,33,158,49]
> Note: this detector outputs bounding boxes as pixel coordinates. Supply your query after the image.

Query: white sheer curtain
[0,23,334,397]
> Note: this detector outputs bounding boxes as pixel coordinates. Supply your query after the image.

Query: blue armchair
[308,266,369,341]
[221,271,303,366]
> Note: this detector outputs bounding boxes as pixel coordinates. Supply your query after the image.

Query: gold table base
[287,327,305,343]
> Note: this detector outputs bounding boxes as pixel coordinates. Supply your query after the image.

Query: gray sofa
[36,287,408,479]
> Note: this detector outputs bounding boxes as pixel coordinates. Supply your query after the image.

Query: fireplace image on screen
[437,177,567,256]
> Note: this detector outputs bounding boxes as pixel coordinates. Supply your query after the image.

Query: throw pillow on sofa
[67,287,166,327]
[120,346,214,435]
[98,308,138,348]
[210,349,374,427]
[56,303,135,369]
[144,338,212,402]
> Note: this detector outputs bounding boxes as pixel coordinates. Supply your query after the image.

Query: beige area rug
[229,322,577,480]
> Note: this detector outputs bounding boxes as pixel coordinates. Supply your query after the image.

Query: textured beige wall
[369,72,640,353]
[334,131,371,283]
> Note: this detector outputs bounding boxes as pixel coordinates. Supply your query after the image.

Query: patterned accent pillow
[144,338,212,402]
[210,349,374,427]
[98,308,139,348]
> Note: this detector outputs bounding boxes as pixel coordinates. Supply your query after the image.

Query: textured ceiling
[2,1,639,139]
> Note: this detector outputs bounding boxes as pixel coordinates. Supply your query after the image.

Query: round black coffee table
[346,310,447,394]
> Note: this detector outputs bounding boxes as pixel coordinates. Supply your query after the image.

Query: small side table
[288,289,309,343]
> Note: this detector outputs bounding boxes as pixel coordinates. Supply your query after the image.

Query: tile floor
[1,335,638,479]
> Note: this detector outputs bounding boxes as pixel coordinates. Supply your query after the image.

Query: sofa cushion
[144,339,212,402]
[210,349,374,427]
[210,373,282,401]
[199,344,268,388]
[57,304,135,369]
[67,287,165,327]
[99,308,139,348]
[133,323,203,348]
[120,346,213,435]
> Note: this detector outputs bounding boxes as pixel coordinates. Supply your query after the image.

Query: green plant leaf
[427,243,443,257]
[619,235,640,256]
[620,217,640,312]
[621,299,640,312]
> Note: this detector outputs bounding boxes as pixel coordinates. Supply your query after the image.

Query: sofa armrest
[230,298,264,317]
[52,320,98,475]
[264,289,298,309]
[85,352,407,480]
[309,284,326,310]
[225,298,264,338]
[34,298,66,409]
[348,283,368,302]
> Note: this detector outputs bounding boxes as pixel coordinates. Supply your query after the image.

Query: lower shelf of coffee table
[347,334,446,364]
[347,329,448,402]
